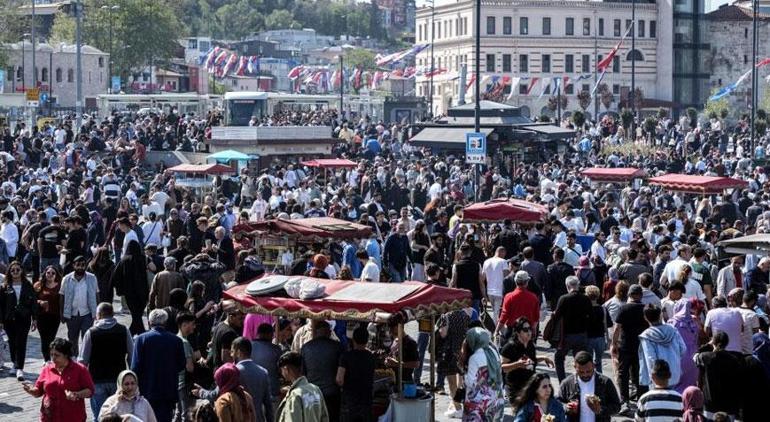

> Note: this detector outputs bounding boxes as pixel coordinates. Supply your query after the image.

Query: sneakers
[443,407,462,419]
[618,402,635,417]
[16,369,24,381]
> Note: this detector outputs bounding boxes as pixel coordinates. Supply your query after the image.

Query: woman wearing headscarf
[461,327,505,421]
[111,240,149,335]
[88,247,115,304]
[98,370,157,422]
[213,362,255,422]
[681,386,706,422]
[667,299,700,392]
[86,211,105,259]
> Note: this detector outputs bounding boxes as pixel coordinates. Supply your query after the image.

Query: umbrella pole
[398,322,404,399]
[430,314,436,422]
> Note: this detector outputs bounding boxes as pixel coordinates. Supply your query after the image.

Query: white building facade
[415,0,674,119]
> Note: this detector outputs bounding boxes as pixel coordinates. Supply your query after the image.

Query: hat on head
[629,284,643,296]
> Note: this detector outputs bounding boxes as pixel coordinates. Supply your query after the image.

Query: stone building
[706,3,770,112]
[1,41,109,108]
[414,0,676,118]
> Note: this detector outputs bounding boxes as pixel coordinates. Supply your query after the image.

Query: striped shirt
[635,387,683,422]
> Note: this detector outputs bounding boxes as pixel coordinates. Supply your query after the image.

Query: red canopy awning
[224,278,472,321]
[581,167,646,182]
[648,174,748,194]
[463,198,548,223]
[168,163,235,175]
[300,159,358,168]
[233,217,372,239]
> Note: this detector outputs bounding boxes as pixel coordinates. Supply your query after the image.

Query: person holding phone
[23,337,94,422]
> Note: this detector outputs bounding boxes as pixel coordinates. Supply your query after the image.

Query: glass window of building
[582,54,590,73]
[565,54,574,73]
[566,18,574,36]
[583,18,591,35]
[599,18,604,36]
[504,17,512,35]
[543,17,551,35]
[503,54,511,72]
[614,19,621,36]
[520,54,529,72]
[542,54,551,72]
[650,20,656,38]
[638,20,645,37]
[520,17,529,35]
[486,54,495,72]
[487,16,496,34]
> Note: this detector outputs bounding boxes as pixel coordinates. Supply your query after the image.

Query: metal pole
[430,1,435,117]
[22,40,26,91]
[429,314,436,422]
[474,0,481,202]
[752,0,758,154]
[397,323,404,399]
[76,0,83,132]
[31,0,36,89]
[49,51,53,116]
[109,6,113,92]
[594,13,598,120]
[339,54,344,121]
[557,80,561,126]
[631,0,636,139]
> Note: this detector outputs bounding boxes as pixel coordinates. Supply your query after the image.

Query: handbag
[479,301,496,333]
[161,234,172,248]
[0,329,10,364]
[543,315,563,348]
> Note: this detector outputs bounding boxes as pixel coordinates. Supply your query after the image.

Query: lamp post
[630,0,636,139]
[22,33,31,91]
[474,0,480,201]
[102,4,120,93]
[751,0,758,154]
[429,0,435,118]
[31,0,36,89]
[76,0,83,132]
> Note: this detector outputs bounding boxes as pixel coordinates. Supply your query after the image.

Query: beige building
[415,0,674,118]
[2,41,109,108]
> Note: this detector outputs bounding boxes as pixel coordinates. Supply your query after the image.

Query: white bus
[97,93,221,118]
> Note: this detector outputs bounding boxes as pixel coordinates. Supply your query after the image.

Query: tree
[632,87,644,111]
[0,4,27,68]
[577,90,592,111]
[572,110,586,130]
[598,83,614,110]
[265,9,297,30]
[620,108,634,131]
[643,116,657,143]
[213,0,266,39]
[757,119,768,136]
[343,48,377,72]
[686,107,698,128]
[704,89,729,122]
[657,107,668,119]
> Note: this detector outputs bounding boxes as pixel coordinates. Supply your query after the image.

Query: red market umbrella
[581,167,646,183]
[233,217,372,239]
[648,174,748,194]
[463,198,548,223]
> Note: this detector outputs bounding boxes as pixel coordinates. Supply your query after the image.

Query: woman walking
[89,247,116,304]
[111,240,149,335]
[512,373,566,422]
[33,266,62,363]
[668,299,701,392]
[0,261,38,380]
[99,370,157,422]
[462,327,505,421]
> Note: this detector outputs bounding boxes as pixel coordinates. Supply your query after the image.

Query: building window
[437,21,441,38]
[566,18,574,36]
[503,54,511,72]
[444,21,448,37]
[565,84,574,95]
[67,69,74,83]
[612,84,620,94]
[627,50,644,61]
[625,19,632,31]
[582,83,590,92]
[16,67,23,81]
[745,28,749,38]
[542,54,551,72]
[638,20,645,37]
[745,55,749,64]
[6,67,11,81]
[464,17,468,35]
[41,67,48,82]
[519,84,528,94]
[599,18,604,36]
[503,17,512,35]
[650,21,656,38]
[56,68,62,83]
[486,54,495,72]
[612,56,620,72]
[98,57,104,68]
[487,16,495,35]
[418,25,422,41]
[565,54,574,73]
[520,17,528,35]
[582,54,590,73]
[542,17,551,35]
[583,18,591,36]
[520,54,528,72]
[614,19,621,36]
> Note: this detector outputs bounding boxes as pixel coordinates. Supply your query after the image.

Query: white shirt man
[360,257,381,282]
[481,248,508,319]
[1,217,19,258]
[577,372,596,422]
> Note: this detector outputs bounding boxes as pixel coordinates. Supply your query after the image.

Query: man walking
[611,284,649,413]
[551,276,592,381]
[60,256,99,356]
[277,351,330,422]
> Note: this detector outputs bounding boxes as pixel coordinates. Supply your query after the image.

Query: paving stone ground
[0,307,632,421]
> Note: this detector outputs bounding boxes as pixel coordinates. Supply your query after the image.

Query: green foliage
[571,110,586,129]
[620,108,634,131]
[598,83,613,110]
[643,116,657,135]
[757,119,768,135]
[0,4,27,68]
[343,48,377,72]
[50,0,185,78]
[758,109,767,120]
[265,10,298,30]
[686,107,698,128]
[704,89,729,122]
[657,107,668,119]
[577,90,591,111]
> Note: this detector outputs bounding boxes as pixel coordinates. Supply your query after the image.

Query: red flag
[756,57,770,67]
[466,73,476,90]
[526,77,540,95]
[597,25,632,72]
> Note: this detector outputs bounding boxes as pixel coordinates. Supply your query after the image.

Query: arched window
[56,68,62,83]
[626,49,644,61]
[42,67,48,82]
[67,68,74,83]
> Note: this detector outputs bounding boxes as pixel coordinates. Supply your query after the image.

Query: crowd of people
[0,103,768,422]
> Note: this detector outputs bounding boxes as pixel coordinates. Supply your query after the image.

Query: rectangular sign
[111,76,121,93]
[26,88,39,101]
[466,132,487,164]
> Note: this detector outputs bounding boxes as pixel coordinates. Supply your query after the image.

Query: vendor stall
[206,149,253,173]
[581,167,646,183]
[225,276,472,421]
[233,217,372,271]
[648,174,748,194]
[168,163,236,198]
[462,198,548,223]
[717,234,770,256]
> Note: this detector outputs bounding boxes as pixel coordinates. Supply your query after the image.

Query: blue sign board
[465,132,486,164]
[40,93,48,103]
[111,76,121,93]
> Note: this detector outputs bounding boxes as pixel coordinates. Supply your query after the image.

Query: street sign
[111,76,121,93]
[26,88,39,101]
[40,93,49,103]
[466,132,486,164]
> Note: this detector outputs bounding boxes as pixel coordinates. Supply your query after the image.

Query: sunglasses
[519,326,531,332]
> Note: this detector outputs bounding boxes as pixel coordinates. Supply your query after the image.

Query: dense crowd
[0,105,769,422]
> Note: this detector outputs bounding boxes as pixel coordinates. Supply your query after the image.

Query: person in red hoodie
[494,270,540,345]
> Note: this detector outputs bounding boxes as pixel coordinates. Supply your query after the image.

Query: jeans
[587,336,606,373]
[412,263,425,282]
[174,387,191,422]
[388,264,406,283]
[39,256,60,274]
[413,331,430,384]
[37,313,60,362]
[5,315,31,370]
[472,299,482,316]
[555,333,588,381]
[91,382,116,420]
[488,295,503,322]
[65,314,93,358]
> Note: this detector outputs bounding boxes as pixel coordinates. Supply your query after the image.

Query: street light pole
[474,0,481,202]
[76,0,83,132]
[751,0,758,154]
[102,5,119,92]
[430,0,435,118]
[31,0,36,90]
[593,12,598,120]
[21,37,26,91]
[630,0,636,139]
